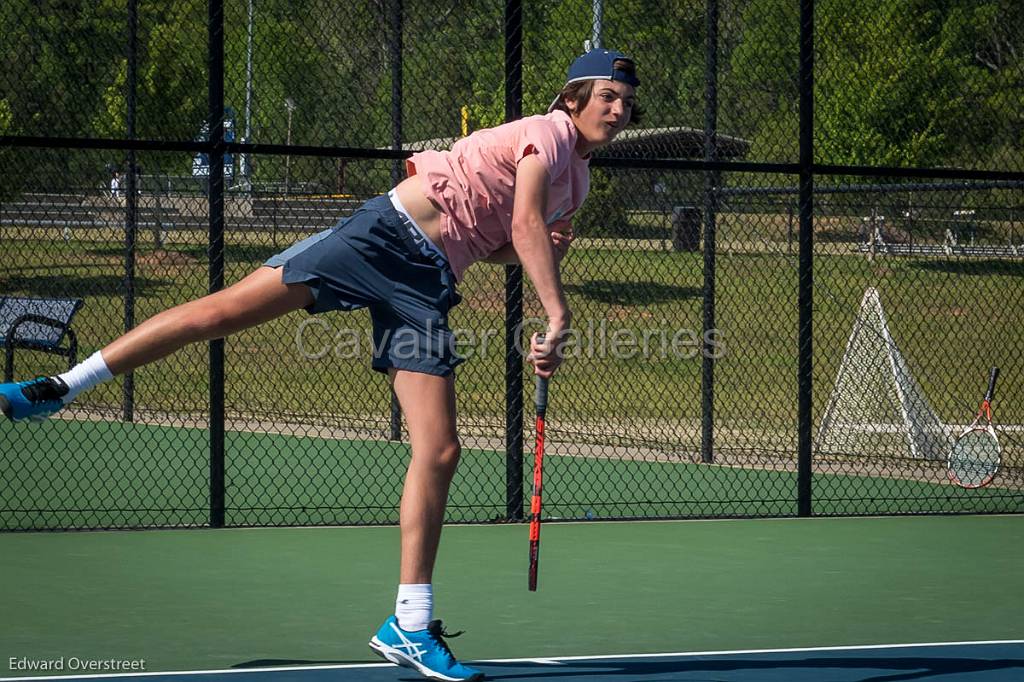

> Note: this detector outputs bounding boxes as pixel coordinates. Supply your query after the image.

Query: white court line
[2,640,1022,681]
[487,639,1024,663]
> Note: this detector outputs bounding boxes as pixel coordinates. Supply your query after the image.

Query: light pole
[243,0,255,191]
[583,0,602,51]
[284,97,296,195]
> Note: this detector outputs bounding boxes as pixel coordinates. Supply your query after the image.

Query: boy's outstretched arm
[510,154,571,376]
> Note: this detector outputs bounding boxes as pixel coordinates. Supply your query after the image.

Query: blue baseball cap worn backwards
[565,49,640,87]
[548,48,639,113]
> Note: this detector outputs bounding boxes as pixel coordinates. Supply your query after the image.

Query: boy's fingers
[549,219,572,234]
[550,233,572,260]
[527,332,562,363]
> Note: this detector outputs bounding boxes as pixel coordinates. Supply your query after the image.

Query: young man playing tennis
[1,49,640,682]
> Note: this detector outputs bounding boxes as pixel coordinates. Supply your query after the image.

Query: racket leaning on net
[948,367,1001,489]
[528,336,550,592]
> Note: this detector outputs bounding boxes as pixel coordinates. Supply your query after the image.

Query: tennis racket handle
[532,333,551,413]
[528,540,539,591]
[986,367,1000,401]
[535,376,549,415]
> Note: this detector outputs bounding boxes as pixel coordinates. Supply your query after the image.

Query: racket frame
[528,335,550,592]
[947,367,1001,489]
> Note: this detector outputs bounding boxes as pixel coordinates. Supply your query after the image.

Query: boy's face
[567,80,636,153]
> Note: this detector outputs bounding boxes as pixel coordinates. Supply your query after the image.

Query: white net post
[815,287,952,461]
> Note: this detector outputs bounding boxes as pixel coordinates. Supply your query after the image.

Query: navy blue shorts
[265,195,463,376]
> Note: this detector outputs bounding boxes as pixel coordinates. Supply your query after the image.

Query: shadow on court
[232,659,378,668]
[85,244,287,264]
[473,653,1024,682]
[909,259,1024,278]
[0,273,173,297]
[564,280,700,305]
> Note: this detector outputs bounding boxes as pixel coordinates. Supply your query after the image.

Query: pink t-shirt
[407,109,590,281]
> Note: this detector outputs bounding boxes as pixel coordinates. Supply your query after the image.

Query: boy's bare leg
[0,266,313,421]
[102,266,313,375]
[389,369,460,584]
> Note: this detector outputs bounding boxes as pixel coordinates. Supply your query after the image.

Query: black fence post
[388,0,404,442]
[504,0,524,522]
[701,0,719,464]
[122,0,138,424]
[797,0,815,517]
[208,0,226,529]
[787,202,795,254]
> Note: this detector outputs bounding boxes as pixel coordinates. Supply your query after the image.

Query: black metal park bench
[0,296,84,382]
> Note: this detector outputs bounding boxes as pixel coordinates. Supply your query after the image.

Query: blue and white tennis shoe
[369,615,484,682]
[0,376,69,422]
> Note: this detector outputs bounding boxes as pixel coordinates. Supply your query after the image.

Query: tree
[730,0,1023,169]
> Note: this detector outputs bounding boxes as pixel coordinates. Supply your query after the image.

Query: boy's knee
[185,304,230,337]
[186,297,245,338]
[435,440,462,471]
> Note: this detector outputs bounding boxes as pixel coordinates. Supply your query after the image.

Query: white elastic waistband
[387,189,447,263]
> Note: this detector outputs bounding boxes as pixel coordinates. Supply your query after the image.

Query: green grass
[1,226,1022,464]
[2,419,1017,530]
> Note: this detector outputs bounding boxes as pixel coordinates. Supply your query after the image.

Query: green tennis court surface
[4,418,1019,530]
[2,516,1022,680]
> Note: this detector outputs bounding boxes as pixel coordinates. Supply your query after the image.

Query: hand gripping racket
[947,367,1001,489]
[528,336,550,592]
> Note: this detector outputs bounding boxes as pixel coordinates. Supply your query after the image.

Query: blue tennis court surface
[4,641,1022,682]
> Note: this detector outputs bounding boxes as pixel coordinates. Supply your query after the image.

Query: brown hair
[551,58,643,125]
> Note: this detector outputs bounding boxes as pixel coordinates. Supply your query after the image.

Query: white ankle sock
[57,351,114,403]
[395,583,433,632]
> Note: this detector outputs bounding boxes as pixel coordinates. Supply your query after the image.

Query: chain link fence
[2,0,1022,530]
